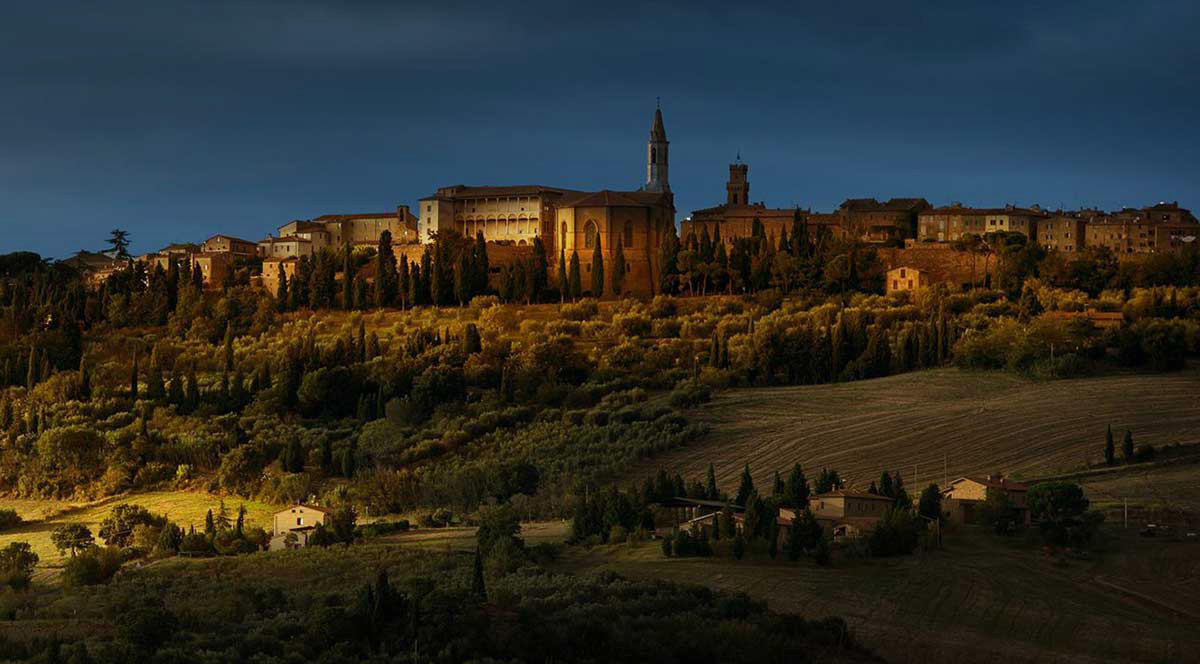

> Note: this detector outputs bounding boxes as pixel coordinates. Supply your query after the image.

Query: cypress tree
[147,349,165,400]
[407,263,421,307]
[568,250,582,301]
[168,372,184,405]
[204,509,215,535]
[879,471,894,498]
[785,463,809,508]
[658,224,680,295]
[342,241,354,310]
[474,231,490,294]
[223,323,234,373]
[612,238,626,296]
[276,270,289,312]
[531,236,548,301]
[772,470,784,496]
[558,247,569,303]
[375,230,396,308]
[735,464,755,507]
[454,253,470,306]
[1122,430,1134,462]
[1104,425,1115,465]
[130,353,139,401]
[590,236,604,298]
[78,364,91,401]
[705,463,719,500]
[398,253,410,309]
[186,365,200,411]
[472,547,487,600]
[26,346,37,389]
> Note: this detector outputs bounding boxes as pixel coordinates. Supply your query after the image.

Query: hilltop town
[63,105,1198,300]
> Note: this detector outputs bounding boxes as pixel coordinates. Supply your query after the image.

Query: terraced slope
[651,368,1200,493]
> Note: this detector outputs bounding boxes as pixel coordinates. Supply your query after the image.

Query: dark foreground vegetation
[0,542,876,664]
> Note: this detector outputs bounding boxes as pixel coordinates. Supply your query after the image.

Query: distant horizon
[4,1,1199,259]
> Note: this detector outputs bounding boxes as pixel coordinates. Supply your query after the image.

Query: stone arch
[584,220,598,249]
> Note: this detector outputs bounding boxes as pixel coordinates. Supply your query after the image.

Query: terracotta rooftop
[949,476,1029,492]
[205,234,255,245]
[260,235,312,244]
[841,197,930,212]
[813,490,895,501]
[558,189,671,208]
[421,184,580,200]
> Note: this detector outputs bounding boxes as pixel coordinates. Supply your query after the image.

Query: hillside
[648,367,1200,494]
[556,528,1200,664]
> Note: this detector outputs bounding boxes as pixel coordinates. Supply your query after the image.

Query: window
[651,147,657,164]
[296,517,302,525]
[561,221,568,243]
[892,280,898,290]
[623,221,634,248]
[584,220,598,249]
[899,269,906,278]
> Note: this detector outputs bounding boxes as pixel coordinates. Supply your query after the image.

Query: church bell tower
[727,154,748,206]
[643,101,669,193]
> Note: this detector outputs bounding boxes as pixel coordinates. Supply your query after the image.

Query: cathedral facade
[419,106,675,295]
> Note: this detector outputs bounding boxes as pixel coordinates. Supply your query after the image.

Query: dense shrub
[0,509,21,532]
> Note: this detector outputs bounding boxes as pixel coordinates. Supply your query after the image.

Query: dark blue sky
[4,1,1199,258]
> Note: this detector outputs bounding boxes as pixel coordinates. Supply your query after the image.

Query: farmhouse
[269,504,334,550]
[886,266,927,293]
[941,474,1030,526]
[201,234,258,257]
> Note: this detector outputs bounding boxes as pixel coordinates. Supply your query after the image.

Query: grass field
[0,491,281,580]
[648,367,1200,498]
[553,530,1200,664]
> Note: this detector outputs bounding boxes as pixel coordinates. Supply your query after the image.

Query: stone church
[419,106,676,295]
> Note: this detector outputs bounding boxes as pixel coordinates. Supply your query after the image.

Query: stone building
[1084,202,1199,254]
[553,106,675,295]
[261,257,298,290]
[555,189,674,295]
[941,474,1030,526]
[833,197,930,244]
[886,266,928,293]
[258,235,313,259]
[266,207,418,259]
[418,105,675,295]
[1039,214,1090,253]
[312,207,418,246]
[683,158,834,250]
[918,204,1047,243]
[417,185,578,250]
[201,234,258,256]
[188,253,232,289]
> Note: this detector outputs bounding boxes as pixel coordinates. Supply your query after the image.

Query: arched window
[623,221,634,248]
[561,221,568,244]
[584,220,598,249]
[651,147,657,164]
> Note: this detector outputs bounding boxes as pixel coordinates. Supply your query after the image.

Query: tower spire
[644,102,669,192]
